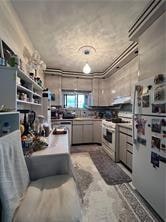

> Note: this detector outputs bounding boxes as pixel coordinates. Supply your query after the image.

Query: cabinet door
[119,133,127,163]
[93,121,102,144]
[72,124,83,144]
[126,151,133,170]
[61,77,77,90]
[77,78,92,91]
[92,89,99,106]
[83,124,93,143]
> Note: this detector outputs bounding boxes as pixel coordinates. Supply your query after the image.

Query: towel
[0,130,30,222]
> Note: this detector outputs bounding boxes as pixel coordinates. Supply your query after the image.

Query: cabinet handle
[127,142,132,146]
[127,150,133,154]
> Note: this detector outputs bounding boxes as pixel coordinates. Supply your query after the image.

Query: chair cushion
[13,175,81,222]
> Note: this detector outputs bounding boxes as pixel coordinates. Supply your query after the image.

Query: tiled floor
[71,145,161,222]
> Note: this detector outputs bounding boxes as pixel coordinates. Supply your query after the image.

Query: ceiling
[12,0,149,74]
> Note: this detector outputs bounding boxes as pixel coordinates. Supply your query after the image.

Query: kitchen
[0,0,165,222]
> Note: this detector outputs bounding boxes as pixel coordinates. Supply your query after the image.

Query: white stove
[102,119,118,162]
[102,112,132,162]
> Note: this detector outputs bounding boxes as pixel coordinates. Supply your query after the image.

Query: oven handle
[102,125,115,133]
[107,130,115,133]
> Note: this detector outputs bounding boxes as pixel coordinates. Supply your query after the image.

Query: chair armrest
[25,153,72,181]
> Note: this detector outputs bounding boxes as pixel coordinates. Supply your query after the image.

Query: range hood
[111,96,131,106]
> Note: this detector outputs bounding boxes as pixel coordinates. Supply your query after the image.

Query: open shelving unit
[0,66,43,113]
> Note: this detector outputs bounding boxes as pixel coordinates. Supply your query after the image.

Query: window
[63,91,89,108]
[65,94,77,108]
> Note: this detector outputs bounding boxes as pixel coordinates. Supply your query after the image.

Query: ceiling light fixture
[83,63,91,74]
[78,45,96,74]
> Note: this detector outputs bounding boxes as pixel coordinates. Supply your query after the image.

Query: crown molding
[129,0,166,41]
[102,42,138,78]
[45,42,138,79]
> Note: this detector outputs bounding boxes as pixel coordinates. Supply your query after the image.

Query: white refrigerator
[132,74,166,221]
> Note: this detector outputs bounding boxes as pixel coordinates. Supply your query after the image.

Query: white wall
[0,1,44,83]
[138,12,166,80]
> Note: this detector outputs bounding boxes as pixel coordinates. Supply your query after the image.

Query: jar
[29,73,34,80]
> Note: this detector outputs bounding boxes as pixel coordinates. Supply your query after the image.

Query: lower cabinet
[72,124,83,144]
[119,133,127,164]
[72,120,102,145]
[72,121,93,144]
[93,120,102,144]
[118,127,133,170]
[83,124,93,143]
[126,150,132,169]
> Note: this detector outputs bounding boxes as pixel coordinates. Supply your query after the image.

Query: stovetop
[105,119,130,123]
[102,116,132,129]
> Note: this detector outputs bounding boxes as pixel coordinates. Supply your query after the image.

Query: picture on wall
[142,94,150,107]
[152,136,160,150]
[151,119,161,133]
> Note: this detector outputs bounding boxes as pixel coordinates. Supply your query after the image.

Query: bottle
[2,122,11,135]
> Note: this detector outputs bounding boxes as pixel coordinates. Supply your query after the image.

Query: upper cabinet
[77,78,92,91]
[98,79,111,106]
[97,57,138,106]
[91,78,99,106]
[45,74,62,106]
[62,77,92,91]
[61,77,77,90]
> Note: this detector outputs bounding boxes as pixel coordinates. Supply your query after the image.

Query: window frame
[62,91,90,109]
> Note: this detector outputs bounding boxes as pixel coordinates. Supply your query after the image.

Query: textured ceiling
[12,0,149,74]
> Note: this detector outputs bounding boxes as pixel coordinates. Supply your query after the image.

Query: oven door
[102,126,116,161]
[103,127,114,145]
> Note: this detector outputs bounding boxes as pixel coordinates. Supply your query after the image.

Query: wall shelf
[0,66,43,114]
[33,92,42,98]
[17,100,41,106]
[17,84,33,94]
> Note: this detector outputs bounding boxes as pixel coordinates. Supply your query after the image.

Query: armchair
[0,130,81,222]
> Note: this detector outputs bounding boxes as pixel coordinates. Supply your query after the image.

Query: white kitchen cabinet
[83,124,93,143]
[61,77,92,91]
[118,126,133,170]
[126,149,133,169]
[91,79,99,106]
[93,120,102,144]
[45,75,62,106]
[77,78,92,91]
[91,89,99,106]
[119,132,127,164]
[72,120,96,144]
[61,77,77,90]
[72,124,83,144]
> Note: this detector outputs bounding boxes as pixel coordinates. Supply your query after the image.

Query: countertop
[51,117,102,121]
[32,131,69,156]
[117,122,132,130]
